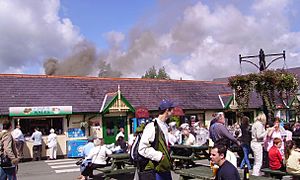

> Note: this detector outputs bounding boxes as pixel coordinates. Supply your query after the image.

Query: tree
[157,66,171,80]
[98,60,122,78]
[142,66,157,79]
[142,66,171,80]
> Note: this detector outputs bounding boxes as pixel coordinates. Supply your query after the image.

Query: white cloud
[104,0,300,80]
[2,0,300,81]
[0,0,82,73]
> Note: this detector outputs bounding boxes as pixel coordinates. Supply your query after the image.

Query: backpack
[0,132,12,167]
[130,120,159,170]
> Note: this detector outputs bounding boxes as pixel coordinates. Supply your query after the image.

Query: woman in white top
[81,138,112,180]
[265,119,285,154]
[47,128,57,160]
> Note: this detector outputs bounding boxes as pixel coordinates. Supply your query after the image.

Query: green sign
[9,106,72,116]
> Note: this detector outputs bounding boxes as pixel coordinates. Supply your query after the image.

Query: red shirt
[268,145,283,170]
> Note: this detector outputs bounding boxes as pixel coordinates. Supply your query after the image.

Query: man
[138,99,174,180]
[115,127,125,141]
[11,125,25,159]
[31,127,42,161]
[209,112,240,167]
[82,137,94,158]
[0,120,19,179]
[210,143,240,180]
[209,112,240,147]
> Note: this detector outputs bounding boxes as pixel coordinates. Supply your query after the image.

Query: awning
[135,107,149,118]
[173,106,184,116]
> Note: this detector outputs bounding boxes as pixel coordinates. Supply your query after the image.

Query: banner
[9,106,72,116]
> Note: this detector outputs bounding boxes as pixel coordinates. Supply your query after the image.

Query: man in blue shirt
[82,137,94,158]
[210,143,240,180]
[31,127,42,161]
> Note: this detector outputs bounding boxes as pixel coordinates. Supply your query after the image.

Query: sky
[1,0,300,80]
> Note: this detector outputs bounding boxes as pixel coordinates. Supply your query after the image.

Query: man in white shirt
[138,99,175,180]
[115,127,125,141]
[31,127,42,161]
[11,125,25,159]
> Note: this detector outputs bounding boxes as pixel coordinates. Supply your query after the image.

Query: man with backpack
[0,120,19,179]
[137,99,174,180]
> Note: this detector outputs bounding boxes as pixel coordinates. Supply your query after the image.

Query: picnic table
[261,168,300,179]
[108,153,132,169]
[170,144,210,169]
[175,166,273,180]
[96,153,135,179]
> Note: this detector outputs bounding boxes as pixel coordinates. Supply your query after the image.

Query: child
[268,138,285,171]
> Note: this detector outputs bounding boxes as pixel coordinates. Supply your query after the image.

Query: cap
[50,128,55,133]
[159,99,175,111]
[180,123,189,130]
[169,121,176,127]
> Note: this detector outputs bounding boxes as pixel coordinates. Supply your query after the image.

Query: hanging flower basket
[228,70,298,111]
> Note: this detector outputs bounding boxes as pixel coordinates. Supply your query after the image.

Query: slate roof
[0,74,232,115]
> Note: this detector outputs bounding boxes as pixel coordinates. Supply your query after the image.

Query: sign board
[9,106,72,116]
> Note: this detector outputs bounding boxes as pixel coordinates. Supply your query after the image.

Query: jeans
[240,144,252,169]
[0,166,17,180]
[156,171,172,180]
[33,145,42,161]
[251,141,263,176]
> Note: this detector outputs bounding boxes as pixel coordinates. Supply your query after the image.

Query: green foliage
[228,70,298,113]
[170,116,180,127]
[157,66,171,80]
[142,66,171,80]
[98,60,122,78]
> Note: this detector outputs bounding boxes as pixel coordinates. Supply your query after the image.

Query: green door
[103,116,127,144]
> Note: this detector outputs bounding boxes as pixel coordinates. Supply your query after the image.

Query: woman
[0,120,19,180]
[239,116,252,170]
[81,138,112,180]
[250,112,268,176]
[265,119,285,155]
[286,140,300,174]
[47,128,57,160]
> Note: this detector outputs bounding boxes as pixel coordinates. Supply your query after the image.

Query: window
[16,118,63,136]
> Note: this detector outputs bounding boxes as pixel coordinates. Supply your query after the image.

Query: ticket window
[16,118,64,136]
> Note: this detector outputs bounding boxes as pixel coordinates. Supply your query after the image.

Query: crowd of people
[0,121,58,179]
[1,99,300,180]
[131,105,300,180]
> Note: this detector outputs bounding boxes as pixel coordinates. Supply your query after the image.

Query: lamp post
[239,49,286,124]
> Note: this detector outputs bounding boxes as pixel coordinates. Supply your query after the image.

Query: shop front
[9,106,72,159]
[100,87,135,144]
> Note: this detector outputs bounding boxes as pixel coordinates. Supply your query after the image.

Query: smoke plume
[44,41,97,76]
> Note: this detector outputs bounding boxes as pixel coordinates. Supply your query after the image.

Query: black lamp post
[239,49,286,124]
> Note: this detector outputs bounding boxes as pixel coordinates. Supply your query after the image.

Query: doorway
[102,116,127,144]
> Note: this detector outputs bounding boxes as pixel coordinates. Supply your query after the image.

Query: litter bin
[67,139,88,158]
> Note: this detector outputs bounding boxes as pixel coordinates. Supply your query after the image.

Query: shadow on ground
[92,172,135,180]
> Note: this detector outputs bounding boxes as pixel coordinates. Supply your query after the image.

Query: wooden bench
[170,145,209,169]
[262,168,300,180]
[261,168,288,179]
[96,166,136,180]
[175,166,272,180]
[175,166,271,180]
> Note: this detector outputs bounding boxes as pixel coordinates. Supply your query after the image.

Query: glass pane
[106,121,114,136]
